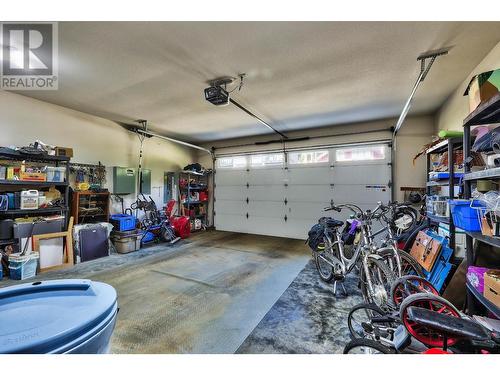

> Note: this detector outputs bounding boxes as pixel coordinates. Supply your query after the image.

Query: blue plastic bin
[0,279,118,354]
[449,199,484,232]
[110,214,136,231]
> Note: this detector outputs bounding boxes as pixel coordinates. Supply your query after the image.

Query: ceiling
[15,22,500,143]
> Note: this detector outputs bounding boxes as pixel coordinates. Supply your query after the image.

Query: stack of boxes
[109,214,141,254]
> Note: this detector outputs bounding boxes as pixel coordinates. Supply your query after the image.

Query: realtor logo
[1,22,58,90]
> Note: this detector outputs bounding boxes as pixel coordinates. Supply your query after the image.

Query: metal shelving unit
[466,280,500,319]
[425,137,463,250]
[426,214,450,225]
[463,92,500,317]
[0,149,71,230]
[179,170,211,231]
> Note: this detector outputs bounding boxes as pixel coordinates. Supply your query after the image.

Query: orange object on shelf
[20,171,46,181]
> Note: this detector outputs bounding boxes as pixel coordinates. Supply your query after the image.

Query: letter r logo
[1,23,53,75]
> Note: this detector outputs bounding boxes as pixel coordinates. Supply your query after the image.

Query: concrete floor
[1,230,310,353]
[237,260,362,354]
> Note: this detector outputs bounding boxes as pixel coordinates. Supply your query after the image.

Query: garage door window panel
[335,145,387,164]
[216,156,248,169]
[288,150,329,165]
[250,153,284,168]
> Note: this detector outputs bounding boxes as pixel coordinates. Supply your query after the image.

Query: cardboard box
[19,171,46,182]
[484,270,500,308]
[467,266,489,293]
[464,69,500,113]
[55,147,73,158]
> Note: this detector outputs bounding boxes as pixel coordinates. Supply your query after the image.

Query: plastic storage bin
[449,199,485,231]
[8,253,39,280]
[111,229,142,254]
[110,214,136,231]
[46,166,66,182]
[0,279,118,353]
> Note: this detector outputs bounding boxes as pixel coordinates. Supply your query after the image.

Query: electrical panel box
[113,167,136,194]
[140,169,151,194]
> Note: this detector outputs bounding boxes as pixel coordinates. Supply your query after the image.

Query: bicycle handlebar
[325,200,410,223]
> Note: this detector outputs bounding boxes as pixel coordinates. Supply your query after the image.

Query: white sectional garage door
[214,143,391,239]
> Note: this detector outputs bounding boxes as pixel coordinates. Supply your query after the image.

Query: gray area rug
[237,259,362,354]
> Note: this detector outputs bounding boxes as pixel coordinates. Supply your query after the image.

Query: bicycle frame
[316,227,365,276]
[369,223,403,278]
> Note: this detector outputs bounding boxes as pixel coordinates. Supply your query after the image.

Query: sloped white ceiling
[16,21,500,142]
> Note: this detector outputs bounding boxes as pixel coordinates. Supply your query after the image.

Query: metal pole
[229,98,288,139]
[393,70,425,135]
[134,128,212,154]
[393,48,449,136]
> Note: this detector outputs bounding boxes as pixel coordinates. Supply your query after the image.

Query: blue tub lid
[0,279,117,354]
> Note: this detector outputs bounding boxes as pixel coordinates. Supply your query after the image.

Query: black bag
[306,223,325,251]
[183,163,202,172]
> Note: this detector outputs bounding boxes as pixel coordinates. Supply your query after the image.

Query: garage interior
[1,21,500,354]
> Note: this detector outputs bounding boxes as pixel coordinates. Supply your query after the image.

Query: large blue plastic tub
[449,199,484,232]
[0,279,118,354]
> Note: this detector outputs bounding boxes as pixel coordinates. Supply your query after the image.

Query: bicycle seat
[406,307,490,342]
[320,217,344,228]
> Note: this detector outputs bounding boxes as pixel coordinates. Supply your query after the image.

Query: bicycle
[364,202,424,279]
[308,202,397,305]
[346,275,439,349]
[308,202,423,305]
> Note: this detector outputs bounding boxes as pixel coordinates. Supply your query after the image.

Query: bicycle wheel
[343,338,394,354]
[314,249,334,282]
[360,257,396,307]
[399,293,461,348]
[397,250,425,277]
[348,303,396,340]
[390,275,439,307]
[379,248,425,278]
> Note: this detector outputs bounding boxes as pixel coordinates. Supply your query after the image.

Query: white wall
[197,115,435,225]
[437,41,500,131]
[0,91,195,214]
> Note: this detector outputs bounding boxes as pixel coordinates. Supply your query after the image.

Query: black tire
[360,257,396,307]
[397,250,425,277]
[343,338,394,354]
[348,303,395,340]
[399,293,461,347]
[399,293,461,322]
[379,248,425,278]
[314,251,334,282]
[160,224,175,242]
[378,248,424,278]
[390,275,439,307]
